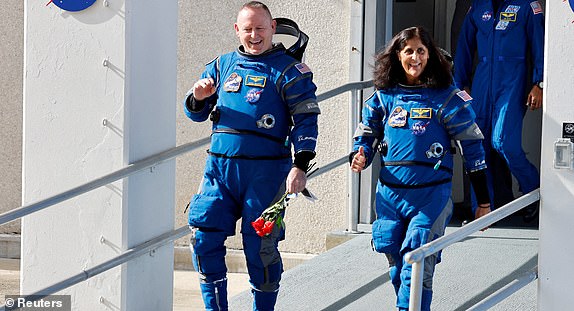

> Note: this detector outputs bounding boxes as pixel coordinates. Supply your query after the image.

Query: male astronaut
[454,0,544,222]
[182,2,319,310]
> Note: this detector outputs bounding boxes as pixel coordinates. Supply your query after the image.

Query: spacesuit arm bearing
[183,90,216,122]
[185,96,206,112]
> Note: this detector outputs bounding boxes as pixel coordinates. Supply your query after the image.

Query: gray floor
[230,227,538,311]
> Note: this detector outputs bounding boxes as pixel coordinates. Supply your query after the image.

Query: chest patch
[500,12,517,22]
[411,121,430,136]
[223,72,242,92]
[246,88,263,103]
[245,75,266,88]
[410,108,432,119]
[388,106,408,128]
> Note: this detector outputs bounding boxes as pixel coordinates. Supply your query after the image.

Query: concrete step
[230,227,539,310]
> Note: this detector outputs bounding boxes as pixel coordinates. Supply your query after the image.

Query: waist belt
[207,150,291,160]
[212,128,287,145]
[383,160,453,174]
[379,177,451,189]
[380,160,452,189]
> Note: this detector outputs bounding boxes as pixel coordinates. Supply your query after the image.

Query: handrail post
[348,88,361,232]
[409,259,424,311]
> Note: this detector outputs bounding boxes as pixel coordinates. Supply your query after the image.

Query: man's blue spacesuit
[454,0,544,210]
[353,85,486,310]
[184,44,319,310]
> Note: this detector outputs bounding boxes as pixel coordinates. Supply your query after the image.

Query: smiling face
[234,6,276,55]
[397,37,429,85]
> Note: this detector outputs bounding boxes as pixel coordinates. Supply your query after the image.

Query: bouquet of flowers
[251,192,290,237]
[251,164,318,237]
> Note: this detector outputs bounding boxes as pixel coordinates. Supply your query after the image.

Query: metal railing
[0,80,374,306]
[405,188,541,311]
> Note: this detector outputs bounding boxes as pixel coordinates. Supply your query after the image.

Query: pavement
[231,227,539,310]
[0,258,251,311]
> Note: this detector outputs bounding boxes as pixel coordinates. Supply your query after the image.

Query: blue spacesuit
[184,44,319,310]
[353,85,486,310]
[454,0,544,209]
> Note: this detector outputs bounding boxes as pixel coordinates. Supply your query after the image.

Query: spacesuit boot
[199,278,228,311]
[252,289,278,311]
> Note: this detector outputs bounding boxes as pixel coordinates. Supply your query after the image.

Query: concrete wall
[0,2,23,234]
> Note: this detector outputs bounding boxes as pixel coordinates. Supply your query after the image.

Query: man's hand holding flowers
[251,162,318,237]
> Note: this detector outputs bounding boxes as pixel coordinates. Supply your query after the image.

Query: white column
[121,0,177,309]
[22,0,177,309]
[538,2,574,310]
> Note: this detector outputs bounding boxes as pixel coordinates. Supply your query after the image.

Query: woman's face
[397,37,429,85]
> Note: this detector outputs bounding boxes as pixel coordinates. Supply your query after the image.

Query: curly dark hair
[373,26,452,89]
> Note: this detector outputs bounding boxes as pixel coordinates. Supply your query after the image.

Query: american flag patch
[295,63,312,74]
[456,90,473,102]
[530,1,543,15]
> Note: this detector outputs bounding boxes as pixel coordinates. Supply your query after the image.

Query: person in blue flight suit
[182,2,320,310]
[350,26,491,311]
[454,0,544,222]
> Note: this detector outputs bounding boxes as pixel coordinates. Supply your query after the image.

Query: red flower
[262,220,275,235]
[251,192,289,237]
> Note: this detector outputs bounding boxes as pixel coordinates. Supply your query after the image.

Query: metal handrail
[317,80,373,102]
[405,188,540,311]
[0,80,373,307]
[466,267,538,311]
[0,137,211,226]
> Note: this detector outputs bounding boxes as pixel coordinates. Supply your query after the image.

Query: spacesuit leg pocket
[188,193,236,234]
[371,218,403,254]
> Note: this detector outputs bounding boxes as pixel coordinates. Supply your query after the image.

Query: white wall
[22,0,177,309]
[538,1,574,310]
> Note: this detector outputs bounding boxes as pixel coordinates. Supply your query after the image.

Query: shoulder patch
[530,1,543,15]
[295,63,312,74]
[456,90,473,102]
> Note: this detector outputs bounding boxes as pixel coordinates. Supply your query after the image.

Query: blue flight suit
[184,44,320,311]
[454,0,544,210]
[353,85,486,310]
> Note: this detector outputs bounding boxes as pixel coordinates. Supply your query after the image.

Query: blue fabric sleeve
[283,64,320,154]
[352,93,384,168]
[453,4,477,89]
[526,1,545,84]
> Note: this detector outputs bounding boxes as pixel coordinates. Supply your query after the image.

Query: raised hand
[351,146,367,173]
[193,78,216,101]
